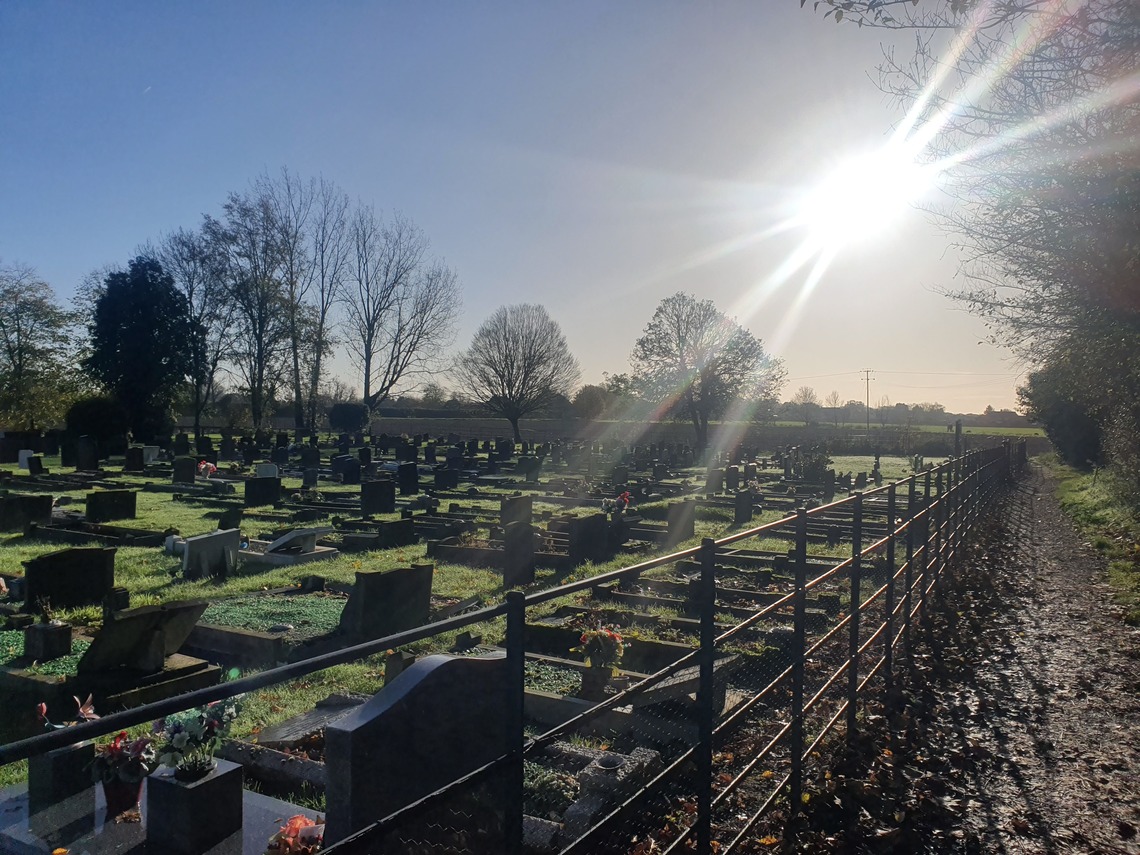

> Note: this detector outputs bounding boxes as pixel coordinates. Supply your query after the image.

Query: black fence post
[884,482,896,692]
[920,471,932,623]
[505,591,526,855]
[904,476,916,663]
[847,491,863,743]
[789,508,808,818]
[697,537,717,854]
[933,470,944,595]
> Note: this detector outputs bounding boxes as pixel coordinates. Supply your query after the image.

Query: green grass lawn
[1041,455,1140,625]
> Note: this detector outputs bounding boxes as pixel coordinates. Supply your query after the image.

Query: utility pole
[862,369,874,434]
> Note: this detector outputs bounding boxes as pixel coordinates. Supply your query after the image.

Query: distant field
[771,421,1044,437]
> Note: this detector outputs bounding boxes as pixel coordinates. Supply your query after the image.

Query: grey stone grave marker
[182,529,240,581]
[500,493,532,528]
[566,513,609,565]
[666,500,696,547]
[172,456,198,484]
[502,520,535,587]
[324,654,510,844]
[78,600,208,675]
[26,456,45,476]
[173,433,191,456]
[302,467,319,488]
[338,564,434,641]
[255,462,279,478]
[734,491,753,525]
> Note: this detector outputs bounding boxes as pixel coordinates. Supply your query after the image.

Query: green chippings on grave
[0,629,91,675]
[524,660,582,696]
[201,593,348,639]
[523,759,580,819]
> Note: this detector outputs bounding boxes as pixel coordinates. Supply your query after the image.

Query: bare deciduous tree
[456,304,580,441]
[344,208,460,411]
[825,390,842,427]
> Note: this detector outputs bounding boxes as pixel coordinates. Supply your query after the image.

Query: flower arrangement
[154,698,241,781]
[601,492,633,514]
[90,732,157,784]
[264,814,325,853]
[572,627,624,673]
[36,694,98,731]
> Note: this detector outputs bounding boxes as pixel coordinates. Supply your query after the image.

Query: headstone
[611,465,629,486]
[324,654,510,844]
[219,436,236,458]
[666,500,696,548]
[17,449,34,470]
[271,446,289,466]
[173,433,191,456]
[340,457,362,486]
[300,445,320,468]
[218,507,243,531]
[26,455,45,476]
[338,564,434,641]
[445,446,464,471]
[22,547,116,612]
[76,436,99,471]
[705,468,723,494]
[725,466,740,493]
[245,476,282,507]
[357,447,372,466]
[172,457,198,484]
[195,435,215,455]
[182,529,240,581]
[376,517,416,548]
[502,520,535,587]
[500,494,533,528]
[0,494,53,532]
[124,446,146,472]
[734,491,753,526]
[361,479,396,516]
[255,462,279,478]
[566,513,609,565]
[77,600,209,675]
[277,432,291,449]
[60,437,77,468]
[303,468,319,488]
[397,461,418,496]
[85,489,137,523]
[433,467,458,489]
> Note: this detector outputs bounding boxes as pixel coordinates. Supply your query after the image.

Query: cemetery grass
[1042,455,1140,625]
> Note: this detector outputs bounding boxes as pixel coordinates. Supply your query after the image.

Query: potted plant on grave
[154,698,242,781]
[89,731,157,819]
[572,626,625,701]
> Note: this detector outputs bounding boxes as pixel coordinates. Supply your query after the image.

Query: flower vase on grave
[101,777,144,819]
[147,759,243,853]
[578,666,611,701]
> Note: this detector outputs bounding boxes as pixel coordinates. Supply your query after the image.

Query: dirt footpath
[790,464,1140,854]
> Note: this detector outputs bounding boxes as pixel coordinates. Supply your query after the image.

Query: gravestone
[172,457,198,484]
[124,446,145,472]
[566,513,609,565]
[652,463,669,482]
[338,564,434,641]
[255,462,279,478]
[77,600,209,675]
[502,520,535,587]
[357,447,372,466]
[725,466,740,493]
[26,455,45,476]
[445,446,464,470]
[324,654,510,844]
[300,445,320,468]
[22,547,116,612]
[218,507,243,531]
[734,491,753,526]
[744,462,758,482]
[60,437,76,468]
[705,468,723,494]
[376,517,415,548]
[245,476,282,507]
[76,436,99,471]
[397,461,418,496]
[195,435,214,455]
[276,432,290,448]
[303,468,319,488]
[173,433,191,456]
[142,445,161,464]
[85,489,137,523]
[361,479,396,516]
[433,467,458,489]
[666,500,696,548]
[0,494,53,532]
[219,435,236,458]
[500,494,532,528]
[339,457,362,485]
[181,529,240,581]
[17,449,34,470]
[423,444,436,465]
[611,465,629,486]
[271,447,289,466]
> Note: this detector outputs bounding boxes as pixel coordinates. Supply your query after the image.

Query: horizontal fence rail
[0,440,1027,855]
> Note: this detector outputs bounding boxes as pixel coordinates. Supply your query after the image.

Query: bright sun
[799,147,932,249]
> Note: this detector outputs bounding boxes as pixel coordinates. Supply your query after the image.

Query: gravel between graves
[780,463,1140,854]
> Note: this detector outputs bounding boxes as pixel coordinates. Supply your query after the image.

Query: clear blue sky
[0,1,1022,412]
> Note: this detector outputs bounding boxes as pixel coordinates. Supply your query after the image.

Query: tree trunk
[509,416,522,442]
